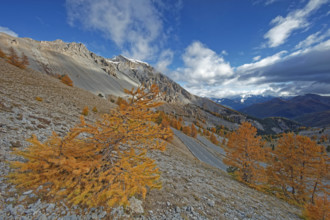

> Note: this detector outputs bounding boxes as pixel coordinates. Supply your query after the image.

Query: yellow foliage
[7,47,29,69]
[0,48,6,59]
[224,122,266,185]
[8,84,172,210]
[303,195,329,220]
[92,106,98,113]
[35,96,43,102]
[82,106,89,116]
[267,133,329,203]
[61,74,73,87]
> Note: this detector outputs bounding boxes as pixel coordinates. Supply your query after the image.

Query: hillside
[241,94,330,127]
[0,54,303,219]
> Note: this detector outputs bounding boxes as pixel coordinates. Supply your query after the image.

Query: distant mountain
[211,95,275,110]
[241,94,330,127]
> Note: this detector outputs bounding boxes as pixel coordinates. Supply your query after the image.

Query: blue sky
[1,0,330,98]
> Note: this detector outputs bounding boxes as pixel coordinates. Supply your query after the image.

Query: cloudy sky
[1,0,330,98]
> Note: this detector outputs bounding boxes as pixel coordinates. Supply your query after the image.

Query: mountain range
[211,95,276,110]
[241,94,330,127]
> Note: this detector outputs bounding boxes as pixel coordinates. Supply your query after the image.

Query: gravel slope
[0,59,302,219]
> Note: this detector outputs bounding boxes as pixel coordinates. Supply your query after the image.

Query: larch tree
[8,84,172,210]
[182,125,192,136]
[303,195,329,220]
[61,74,73,87]
[7,47,20,67]
[267,133,328,203]
[191,124,198,138]
[224,122,266,185]
[210,133,218,145]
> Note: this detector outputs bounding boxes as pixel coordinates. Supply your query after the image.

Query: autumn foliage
[60,74,73,87]
[0,47,6,58]
[191,124,198,138]
[267,133,329,203]
[82,106,89,116]
[303,195,329,220]
[210,133,218,145]
[8,84,172,209]
[224,122,266,185]
[5,47,29,69]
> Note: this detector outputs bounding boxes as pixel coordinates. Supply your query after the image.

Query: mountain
[241,94,330,127]
[0,33,300,134]
[211,95,275,110]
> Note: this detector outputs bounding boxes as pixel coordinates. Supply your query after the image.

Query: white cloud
[175,38,330,98]
[171,41,233,85]
[265,0,280,5]
[253,0,281,6]
[253,55,261,61]
[295,29,330,49]
[237,51,287,75]
[66,0,166,60]
[155,49,174,74]
[0,26,18,37]
[264,0,328,47]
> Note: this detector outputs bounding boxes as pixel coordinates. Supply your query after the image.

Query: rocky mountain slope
[0,33,300,134]
[0,54,302,219]
[241,94,330,127]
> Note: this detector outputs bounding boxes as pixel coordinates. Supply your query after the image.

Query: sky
[0,0,330,98]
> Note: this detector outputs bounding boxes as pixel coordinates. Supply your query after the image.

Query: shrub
[7,47,29,69]
[60,74,73,87]
[92,106,98,113]
[82,106,89,116]
[35,96,43,102]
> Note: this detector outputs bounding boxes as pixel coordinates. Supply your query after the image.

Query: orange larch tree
[210,133,218,145]
[61,74,73,87]
[8,84,172,210]
[267,133,328,203]
[182,125,191,136]
[191,124,198,138]
[303,195,329,220]
[224,122,265,185]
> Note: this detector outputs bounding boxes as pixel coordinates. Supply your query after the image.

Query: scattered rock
[46,203,55,212]
[175,206,181,213]
[23,190,33,195]
[207,199,215,207]
[128,197,144,214]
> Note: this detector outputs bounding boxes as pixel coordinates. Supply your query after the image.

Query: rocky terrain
[0,33,301,134]
[0,54,303,219]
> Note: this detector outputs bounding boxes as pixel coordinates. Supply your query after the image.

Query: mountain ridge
[241,94,330,127]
